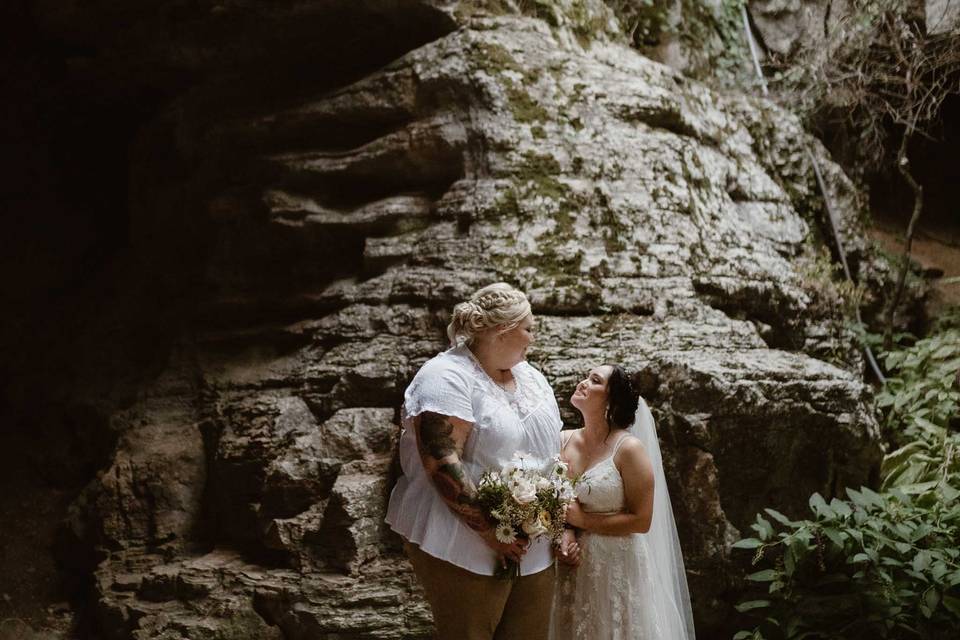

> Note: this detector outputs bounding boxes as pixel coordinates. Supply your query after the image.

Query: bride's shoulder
[614,435,654,474]
[410,347,477,391]
[614,433,647,458]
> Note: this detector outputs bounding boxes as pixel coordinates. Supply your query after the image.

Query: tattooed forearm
[438,462,489,532]
[418,412,459,460]
[436,461,472,500]
[416,412,491,533]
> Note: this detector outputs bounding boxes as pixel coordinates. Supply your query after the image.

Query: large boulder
[32,1,883,637]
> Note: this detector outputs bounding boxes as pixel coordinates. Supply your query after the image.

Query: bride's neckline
[461,345,519,393]
[564,430,629,478]
[580,451,619,477]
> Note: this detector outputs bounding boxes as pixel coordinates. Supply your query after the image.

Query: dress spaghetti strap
[610,431,631,457]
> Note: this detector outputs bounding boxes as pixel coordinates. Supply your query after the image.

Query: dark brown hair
[605,364,639,430]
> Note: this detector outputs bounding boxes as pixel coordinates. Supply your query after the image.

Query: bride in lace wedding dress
[550,365,695,640]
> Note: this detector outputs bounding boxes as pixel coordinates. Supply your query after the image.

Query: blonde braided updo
[446,283,532,346]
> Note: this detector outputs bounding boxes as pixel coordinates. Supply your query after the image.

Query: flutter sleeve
[403,354,476,425]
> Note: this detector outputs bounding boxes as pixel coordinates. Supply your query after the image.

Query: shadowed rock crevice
[3,5,459,636]
[691,276,808,350]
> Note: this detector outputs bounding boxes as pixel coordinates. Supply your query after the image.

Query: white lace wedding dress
[550,445,665,640]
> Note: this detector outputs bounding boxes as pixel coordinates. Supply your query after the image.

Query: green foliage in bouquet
[733,308,960,639]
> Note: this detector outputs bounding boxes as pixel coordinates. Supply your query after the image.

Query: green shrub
[733,488,960,639]
[733,308,960,639]
[876,309,960,501]
[876,312,960,441]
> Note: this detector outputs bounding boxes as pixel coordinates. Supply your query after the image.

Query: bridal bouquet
[475,451,578,578]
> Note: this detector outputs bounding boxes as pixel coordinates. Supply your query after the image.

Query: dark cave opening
[867,93,960,240]
[1,3,176,631]
[814,89,960,328]
[1,1,459,635]
[862,93,960,322]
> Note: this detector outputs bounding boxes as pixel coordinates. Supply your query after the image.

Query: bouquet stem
[494,558,521,580]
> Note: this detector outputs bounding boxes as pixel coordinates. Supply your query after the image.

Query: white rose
[512,478,537,504]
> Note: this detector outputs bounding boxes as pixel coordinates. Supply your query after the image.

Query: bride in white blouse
[385,283,563,640]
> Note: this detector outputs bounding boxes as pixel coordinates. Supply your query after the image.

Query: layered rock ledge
[29,2,885,638]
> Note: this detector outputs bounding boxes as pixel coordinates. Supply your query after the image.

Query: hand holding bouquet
[475,451,578,578]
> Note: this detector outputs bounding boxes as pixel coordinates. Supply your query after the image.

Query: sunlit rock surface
[34,1,883,637]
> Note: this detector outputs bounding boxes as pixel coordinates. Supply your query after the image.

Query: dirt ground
[867,214,960,314]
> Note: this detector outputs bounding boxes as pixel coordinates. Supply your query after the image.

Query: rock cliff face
[18,1,884,638]
[747,0,959,58]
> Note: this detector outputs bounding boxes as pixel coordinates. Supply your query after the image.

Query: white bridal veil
[629,396,696,639]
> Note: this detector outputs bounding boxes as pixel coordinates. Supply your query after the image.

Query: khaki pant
[405,541,556,640]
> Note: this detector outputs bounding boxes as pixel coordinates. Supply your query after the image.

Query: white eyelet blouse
[385,344,563,576]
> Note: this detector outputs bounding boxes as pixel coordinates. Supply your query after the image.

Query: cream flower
[495,523,517,544]
[522,516,547,537]
[511,478,538,504]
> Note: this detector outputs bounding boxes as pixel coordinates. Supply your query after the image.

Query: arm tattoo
[419,412,459,460]
[417,412,490,533]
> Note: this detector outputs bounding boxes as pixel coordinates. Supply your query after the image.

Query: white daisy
[495,523,517,544]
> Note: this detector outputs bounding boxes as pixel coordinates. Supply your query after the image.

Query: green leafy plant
[876,311,960,441]
[733,308,960,639]
[733,488,960,639]
[608,0,750,86]
[607,0,673,46]
[876,308,960,503]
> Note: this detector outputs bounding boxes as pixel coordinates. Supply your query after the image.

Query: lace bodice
[576,455,626,513]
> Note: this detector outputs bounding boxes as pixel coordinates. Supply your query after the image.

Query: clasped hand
[555,527,581,567]
[482,530,529,566]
